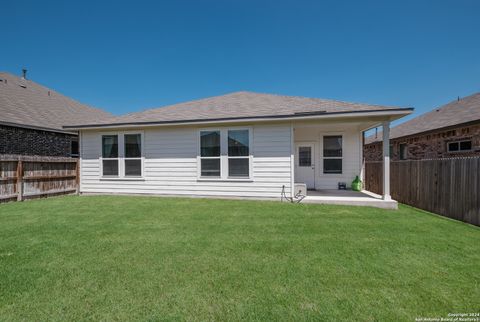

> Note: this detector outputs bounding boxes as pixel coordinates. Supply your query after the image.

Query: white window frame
[100,134,120,178]
[197,127,253,181]
[447,139,472,153]
[198,129,222,179]
[322,134,343,175]
[123,133,144,177]
[100,131,144,179]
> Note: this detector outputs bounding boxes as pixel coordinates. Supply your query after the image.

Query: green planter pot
[351,176,362,191]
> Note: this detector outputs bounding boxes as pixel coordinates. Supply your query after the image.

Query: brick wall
[364,122,480,161]
[0,124,78,157]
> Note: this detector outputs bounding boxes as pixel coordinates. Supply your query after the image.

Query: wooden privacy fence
[364,157,480,226]
[0,155,79,202]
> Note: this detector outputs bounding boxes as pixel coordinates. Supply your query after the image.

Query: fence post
[75,159,80,195]
[16,160,23,201]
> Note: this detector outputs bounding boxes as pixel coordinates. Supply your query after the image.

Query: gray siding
[79,124,293,199]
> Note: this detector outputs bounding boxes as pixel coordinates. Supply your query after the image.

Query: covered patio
[291,117,395,209]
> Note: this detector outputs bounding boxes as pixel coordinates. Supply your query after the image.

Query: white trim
[66,109,413,131]
[197,126,253,181]
[447,139,473,153]
[382,121,391,200]
[100,131,145,179]
[322,134,343,175]
[290,123,295,198]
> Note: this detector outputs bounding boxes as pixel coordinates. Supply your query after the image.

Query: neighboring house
[364,92,480,161]
[64,91,412,201]
[0,71,112,157]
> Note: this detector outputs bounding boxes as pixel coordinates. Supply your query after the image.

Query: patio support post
[382,121,391,200]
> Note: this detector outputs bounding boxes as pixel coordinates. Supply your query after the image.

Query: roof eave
[0,121,78,135]
[64,108,414,130]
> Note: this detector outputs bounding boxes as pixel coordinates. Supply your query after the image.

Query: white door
[295,143,315,189]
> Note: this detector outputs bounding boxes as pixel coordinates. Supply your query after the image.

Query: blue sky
[2,0,479,126]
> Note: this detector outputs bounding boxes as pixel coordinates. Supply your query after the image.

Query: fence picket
[365,157,480,226]
[0,155,79,203]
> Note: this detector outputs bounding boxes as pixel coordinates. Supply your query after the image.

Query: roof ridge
[118,90,408,118]
[365,91,480,143]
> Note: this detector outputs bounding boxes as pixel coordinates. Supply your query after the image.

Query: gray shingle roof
[0,72,112,132]
[366,92,480,144]
[65,91,410,128]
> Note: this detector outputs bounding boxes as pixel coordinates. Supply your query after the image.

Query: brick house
[364,92,480,161]
[0,71,112,157]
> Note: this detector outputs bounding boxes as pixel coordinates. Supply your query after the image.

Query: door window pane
[298,147,312,167]
[228,130,249,156]
[323,136,342,157]
[201,159,221,176]
[102,135,118,158]
[324,159,342,174]
[102,160,118,176]
[228,158,249,177]
[125,159,142,176]
[201,131,220,157]
[125,134,141,157]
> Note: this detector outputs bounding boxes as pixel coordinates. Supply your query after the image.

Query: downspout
[290,123,295,199]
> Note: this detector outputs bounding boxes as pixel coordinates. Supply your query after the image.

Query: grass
[0,196,479,321]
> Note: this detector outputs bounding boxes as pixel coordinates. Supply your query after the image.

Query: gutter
[63,108,414,130]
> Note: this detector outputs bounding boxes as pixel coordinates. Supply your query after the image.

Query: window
[298,147,312,167]
[447,140,472,153]
[101,133,143,178]
[102,135,119,176]
[400,143,407,160]
[323,136,342,174]
[70,139,79,157]
[199,128,251,179]
[200,131,221,177]
[228,130,249,177]
[124,134,142,176]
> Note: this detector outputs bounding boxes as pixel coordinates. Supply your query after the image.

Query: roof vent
[22,68,27,80]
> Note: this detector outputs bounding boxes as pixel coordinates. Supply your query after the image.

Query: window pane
[125,159,142,176]
[201,158,220,176]
[298,147,311,167]
[102,135,118,158]
[400,144,407,160]
[228,158,249,177]
[324,159,342,174]
[102,160,118,176]
[448,142,459,151]
[228,130,249,156]
[200,131,220,157]
[460,141,472,151]
[324,136,342,157]
[125,134,141,158]
[71,140,79,156]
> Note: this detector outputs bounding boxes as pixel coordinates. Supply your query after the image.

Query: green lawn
[0,196,479,321]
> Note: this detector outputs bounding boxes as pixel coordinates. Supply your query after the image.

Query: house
[64,92,412,208]
[364,92,480,161]
[0,71,112,157]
